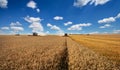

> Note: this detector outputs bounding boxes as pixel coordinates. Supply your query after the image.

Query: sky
[0,0,120,35]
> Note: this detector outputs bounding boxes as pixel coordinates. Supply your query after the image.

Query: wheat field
[0,36,67,70]
[69,34,120,66]
[0,35,120,70]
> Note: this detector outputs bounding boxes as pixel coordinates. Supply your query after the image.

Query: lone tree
[33,32,38,36]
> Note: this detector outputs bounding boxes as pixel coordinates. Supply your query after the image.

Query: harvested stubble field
[69,34,120,67]
[0,35,120,70]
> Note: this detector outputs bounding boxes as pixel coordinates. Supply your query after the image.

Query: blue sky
[0,0,120,35]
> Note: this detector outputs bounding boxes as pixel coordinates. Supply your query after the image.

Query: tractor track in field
[58,37,68,70]
[60,36,119,70]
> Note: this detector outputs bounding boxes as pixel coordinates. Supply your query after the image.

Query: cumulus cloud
[50,25,61,31]
[113,30,120,34]
[29,23,43,32]
[27,0,36,9]
[1,27,9,30]
[10,27,24,32]
[64,21,73,26]
[74,0,90,7]
[10,22,22,26]
[24,16,42,23]
[115,13,120,19]
[10,22,24,33]
[47,23,64,35]
[68,23,92,30]
[99,24,111,28]
[54,16,63,20]
[0,0,8,8]
[90,0,110,6]
[27,0,40,13]
[98,17,115,24]
[47,23,60,31]
[98,13,120,24]
[0,22,24,34]
[24,16,44,33]
[47,23,52,27]
[73,0,110,7]
[68,25,82,30]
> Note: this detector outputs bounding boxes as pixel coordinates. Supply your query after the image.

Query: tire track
[58,37,68,70]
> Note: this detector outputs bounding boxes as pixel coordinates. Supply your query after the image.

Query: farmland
[0,36,67,70]
[0,35,120,70]
[70,34,120,66]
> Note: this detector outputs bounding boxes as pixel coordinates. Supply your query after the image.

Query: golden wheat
[0,36,67,70]
[69,34,120,65]
[0,35,119,70]
[67,37,119,70]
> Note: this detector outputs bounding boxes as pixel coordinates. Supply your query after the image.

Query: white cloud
[74,0,91,7]
[36,8,40,13]
[0,22,24,34]
[99,24,111,28]
[50,25,60,31]
[24,16,42,23]
[73,0,110,7]
[47,23,60,31]
[78,23,92,26]
[47,23,52,27]
[68,25,82,30]
[1,27,9,30]
[98,13,120,24]
[37,32,47,36]
[68,23,92,30]
[64,21,73,26]
[47,23,64,35]
[115,13,120,19]
[10,27,24,32]
[27,0,36,9]
[98,17,115,24]
[54,16,63,20]
[29,22,43,32]
[24,16,44,32]
[10,22,22,26]
[27,1,41,13]
[90,0,110,6]
[113,30,120,34]
[89,31,99,34]
[0,0,8,8]
[10,22,24,33]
